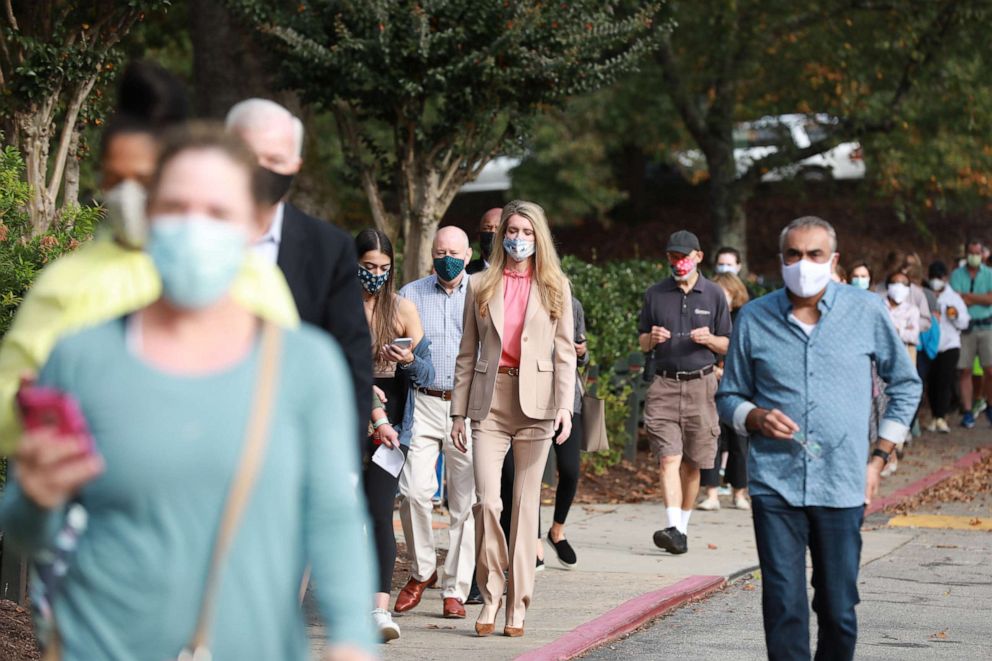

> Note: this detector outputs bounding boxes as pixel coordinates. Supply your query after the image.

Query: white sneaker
[734,496,751,510]
[372,608,400,642]
[925,419,938,432]
[697,497,720,511]
[880,460,898,478]
[935,417,950,433]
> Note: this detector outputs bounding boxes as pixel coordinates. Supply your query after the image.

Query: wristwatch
[871,448,891,465]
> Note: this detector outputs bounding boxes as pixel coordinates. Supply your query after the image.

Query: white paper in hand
[372,444,406,478]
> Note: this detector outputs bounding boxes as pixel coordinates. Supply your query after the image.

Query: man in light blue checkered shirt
[395,227,479,618]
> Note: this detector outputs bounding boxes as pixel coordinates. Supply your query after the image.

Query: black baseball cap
[666,230,701,255]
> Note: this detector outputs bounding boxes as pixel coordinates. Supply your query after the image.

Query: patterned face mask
[671,255,697,281]
[358,266,390,294]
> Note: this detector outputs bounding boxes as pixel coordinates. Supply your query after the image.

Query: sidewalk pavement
[308,431,991,660]
[309,503,913,660]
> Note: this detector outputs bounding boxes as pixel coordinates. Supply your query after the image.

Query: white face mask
[929,278,946,292]
[781,255,835,298]
[715,263,740,275]
[103,179,148,249]
[887,282,910,305]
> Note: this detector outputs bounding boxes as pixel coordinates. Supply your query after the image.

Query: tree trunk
[705,138,749,266]
[17,108,56,235]
[402,208,440,284]
[63,128,81,211]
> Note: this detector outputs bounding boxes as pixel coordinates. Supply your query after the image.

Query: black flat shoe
[547,532,577,569]
[652,527,688,555]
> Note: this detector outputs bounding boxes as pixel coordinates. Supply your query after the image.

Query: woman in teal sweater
[0,124,377,661]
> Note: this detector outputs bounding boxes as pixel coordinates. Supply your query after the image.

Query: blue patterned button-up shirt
[399,273,469,392]
[716,282,922,508]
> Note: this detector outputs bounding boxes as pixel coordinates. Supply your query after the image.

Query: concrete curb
[866,447,991,516]
[514,575,725,661]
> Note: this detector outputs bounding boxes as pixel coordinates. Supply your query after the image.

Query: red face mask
[672,255,697,278]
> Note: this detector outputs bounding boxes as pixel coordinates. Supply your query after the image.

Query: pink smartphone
[16,385,94,453]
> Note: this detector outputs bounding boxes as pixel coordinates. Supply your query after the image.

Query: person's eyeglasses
[792,432,823,458]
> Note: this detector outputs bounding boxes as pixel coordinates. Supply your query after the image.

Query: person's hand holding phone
[380,338,413,366]
[13,427,103,509]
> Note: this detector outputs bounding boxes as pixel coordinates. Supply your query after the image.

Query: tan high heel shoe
[503,624,525,638]
[475,600,503,637]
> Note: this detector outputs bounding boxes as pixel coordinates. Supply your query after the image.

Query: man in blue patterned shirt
[394,227,479,619]
[716,216,921,661]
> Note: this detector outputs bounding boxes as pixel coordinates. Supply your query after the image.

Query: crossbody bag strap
[180,321,283,661]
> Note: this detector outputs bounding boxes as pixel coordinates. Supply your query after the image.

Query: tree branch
[332,102,393,235]
[46,75,96,204]
[656,33,709,147]
[3,0,17,31]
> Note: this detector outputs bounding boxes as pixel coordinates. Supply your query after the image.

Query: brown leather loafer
[393,571,437,613]
[503,625,525,637]
[442,597,466,619]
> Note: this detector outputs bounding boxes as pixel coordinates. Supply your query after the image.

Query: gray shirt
[573,297,589,413]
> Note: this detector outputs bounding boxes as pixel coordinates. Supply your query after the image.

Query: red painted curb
[866,447,991,516]
[515,575,725,661]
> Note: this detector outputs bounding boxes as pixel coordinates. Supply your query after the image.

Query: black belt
[656,365,715,381]
[416,387,452,401]
[969,319,992,329]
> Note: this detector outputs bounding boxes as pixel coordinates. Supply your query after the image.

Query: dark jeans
[363,439,408,594]
[700,422,748,489]
[928,348,960,419]
[751,494,864,661]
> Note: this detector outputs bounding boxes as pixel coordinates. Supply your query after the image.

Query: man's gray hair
[224,98,305,159]
[779,216,838,253]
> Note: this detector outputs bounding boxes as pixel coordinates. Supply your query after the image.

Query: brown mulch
[542,449,663,505]
[0,600,39,661]
[884,449,992,516]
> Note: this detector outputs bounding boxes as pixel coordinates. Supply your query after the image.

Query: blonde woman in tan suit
[450,200,577,638]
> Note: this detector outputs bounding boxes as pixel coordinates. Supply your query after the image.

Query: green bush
[564,256,668,469]
[0,144,100,337]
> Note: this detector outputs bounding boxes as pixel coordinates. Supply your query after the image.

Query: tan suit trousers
[471,373,552,628]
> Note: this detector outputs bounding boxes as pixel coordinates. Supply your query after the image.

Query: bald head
[481,208,502,233]
[432,226,472,284]
[225,98,304,175]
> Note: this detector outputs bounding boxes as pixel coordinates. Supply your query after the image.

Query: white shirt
[252,203,285,265]
[936,286,971,352]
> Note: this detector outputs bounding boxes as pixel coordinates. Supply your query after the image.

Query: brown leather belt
[416,387,452,401]
[657,365,714,382]
[497,366,520,376]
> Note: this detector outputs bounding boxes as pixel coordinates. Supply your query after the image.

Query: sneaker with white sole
[880,460,898,478]
[372,608,400,642]
[696,497,720,511]
[734,496,751,510]
[934,417,950,433]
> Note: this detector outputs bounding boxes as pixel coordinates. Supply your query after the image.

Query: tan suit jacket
[452,275,577,421]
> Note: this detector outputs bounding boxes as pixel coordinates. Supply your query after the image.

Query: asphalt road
[582,528,991,660]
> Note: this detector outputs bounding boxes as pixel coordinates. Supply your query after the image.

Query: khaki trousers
[398,391,476,601]
[471,373,553,627]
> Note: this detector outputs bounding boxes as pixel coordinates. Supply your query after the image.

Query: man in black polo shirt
[638,230,732,554]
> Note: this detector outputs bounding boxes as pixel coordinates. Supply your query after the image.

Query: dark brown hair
[355,228,400,371]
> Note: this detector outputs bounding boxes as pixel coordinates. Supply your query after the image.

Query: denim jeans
[751,494,864,661]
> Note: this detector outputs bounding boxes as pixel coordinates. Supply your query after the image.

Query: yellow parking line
[887,514,992,531]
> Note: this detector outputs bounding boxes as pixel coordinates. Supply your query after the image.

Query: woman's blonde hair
[473,200,568,320]
[711,272,750,310]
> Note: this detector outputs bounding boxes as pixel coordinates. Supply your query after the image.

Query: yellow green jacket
[0,237,300,454]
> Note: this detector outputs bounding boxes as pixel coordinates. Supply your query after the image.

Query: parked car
[675,113,865,183]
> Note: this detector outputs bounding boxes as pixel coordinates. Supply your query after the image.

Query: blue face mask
[358,266,389,294]
[147,215,246,309]
[503,237,536,262]
[433,255,465,282]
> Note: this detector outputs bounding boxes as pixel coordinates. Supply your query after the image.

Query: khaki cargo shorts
[643,370,720,468]
[958,328,992,369]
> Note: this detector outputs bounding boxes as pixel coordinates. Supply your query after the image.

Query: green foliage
[0,144,99,336]
[563,255,668,370]
[564,256,668,468]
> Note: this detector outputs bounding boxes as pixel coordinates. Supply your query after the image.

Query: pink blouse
[499,268,532,367]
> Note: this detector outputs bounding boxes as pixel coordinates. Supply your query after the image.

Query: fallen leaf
[426,624,456,630]
[929,630,948,639]
[742,584,756,591]
[707,543,718,550]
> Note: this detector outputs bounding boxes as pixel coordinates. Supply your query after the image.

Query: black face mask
[479,231,495,261]
[256,166,295,206]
